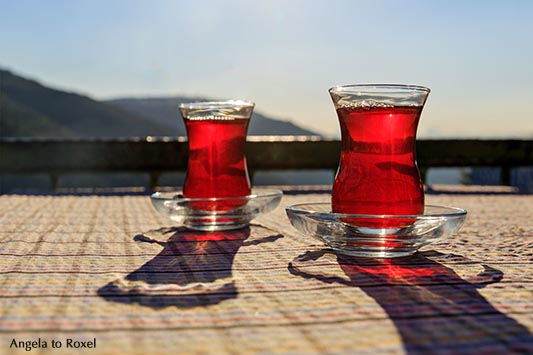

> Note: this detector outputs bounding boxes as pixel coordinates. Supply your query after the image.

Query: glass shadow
[289,249,533,354]
[98,225,282,309]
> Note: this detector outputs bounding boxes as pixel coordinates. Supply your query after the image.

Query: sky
[1,0,532,138]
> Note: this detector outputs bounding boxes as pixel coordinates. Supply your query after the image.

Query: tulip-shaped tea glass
[330,85,429,223]
[286,85,467,257]
[180,100,253,201]
[151,100,282,231]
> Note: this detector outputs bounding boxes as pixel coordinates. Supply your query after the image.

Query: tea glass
[151,100,282,231]
[286,84,467,257]
[329,85,430,228]
[179,100,254,202]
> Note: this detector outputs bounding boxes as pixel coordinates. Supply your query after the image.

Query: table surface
[0,188,532,355]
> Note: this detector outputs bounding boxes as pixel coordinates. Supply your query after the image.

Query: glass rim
[329,84,431,94]
[178,99,255,109]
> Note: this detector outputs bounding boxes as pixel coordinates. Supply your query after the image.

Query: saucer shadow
[289,249,533,355]
[98,225,282,309]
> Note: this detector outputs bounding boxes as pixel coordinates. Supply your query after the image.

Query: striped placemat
[0,193,532,354]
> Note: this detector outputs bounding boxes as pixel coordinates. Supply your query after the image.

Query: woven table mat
[0,193,532,354]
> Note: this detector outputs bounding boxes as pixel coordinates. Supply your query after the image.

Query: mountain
[0,69,318,138]
[0,93,76,137]
[106,97,319,136]
[0,69,174,138]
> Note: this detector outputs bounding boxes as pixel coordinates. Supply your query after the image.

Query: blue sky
[1,0,532,137]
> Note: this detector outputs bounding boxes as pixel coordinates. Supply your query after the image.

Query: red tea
[332,106,424,224]
[183,117,251,206]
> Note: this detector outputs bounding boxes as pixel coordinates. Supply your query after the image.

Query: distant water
[2,168,532,193]
[253,167,532,193]
[426,168,466,185]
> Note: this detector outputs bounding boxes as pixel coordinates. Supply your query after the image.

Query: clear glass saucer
[151,189,282,231]
[286,203,467,258]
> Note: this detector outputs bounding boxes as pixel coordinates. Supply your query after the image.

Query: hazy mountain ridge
[0,69,318,138]
[106,97,319,136]
[0,69,174,138]
[0,93,76,137]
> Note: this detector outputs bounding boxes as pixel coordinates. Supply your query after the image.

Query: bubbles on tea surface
[337,100,395,110]
[186,115,238,121]
[336,100,423,111]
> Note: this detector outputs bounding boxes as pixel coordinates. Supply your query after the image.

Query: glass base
[182,221,249,232]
